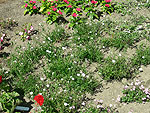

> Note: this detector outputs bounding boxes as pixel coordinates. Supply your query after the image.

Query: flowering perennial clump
[22,0,113,27]
[0,33,7,50]
[121,80,150,103]
[17,23,34,41]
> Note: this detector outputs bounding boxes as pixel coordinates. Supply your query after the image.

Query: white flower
[39,93,42,95]
[46,84,49,87]
[124,85,128,90]
[139,68,143,72]
[97,105,103,108]
[77,73,80,76]
[71,54,73,57]
[26,36,30,39]
[81,73,86,77]
[30,26,34,31]
[140,85,145,89]
[98,99,103,103]
[28,30,31,34]
[102,46,105,48]
[62,47,67,50]
[81,102,85,106]
[40,77,44,81]
[19,32,23,36]
[112,60,116,63]
[118,53,122,56]
[72,78,75,80]
[109,104,112,107]
[43,41,45,43]
[29,92,33,95]
[142,56,145,59]
[64,103,68,106]
[130,82,133,86]
[46,50,51,54]
[43,89,46,91]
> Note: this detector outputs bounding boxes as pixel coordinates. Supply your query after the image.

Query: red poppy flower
[0,76,2,83]
[33,94,44,106]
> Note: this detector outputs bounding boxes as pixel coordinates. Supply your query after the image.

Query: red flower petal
[0,76,2,83]
[33,94,44,106]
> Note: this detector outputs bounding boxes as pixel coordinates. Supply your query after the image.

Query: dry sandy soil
[0,0,150,113]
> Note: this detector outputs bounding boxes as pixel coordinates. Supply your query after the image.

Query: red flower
[91,0,97,4]
[29,1,32,3]
[105,4,110,7]
[32,1,36,3]
[47,12,51,15]
[76,8,80,11]
[0,76,2,83]
[33,94,44,106]
[67,5,72,8]
[25,4,28,8]
[33,6,37,9]
[52,8,57,11]
[105,0,111,2]
[72,13,77,17]
[58,10,62,15]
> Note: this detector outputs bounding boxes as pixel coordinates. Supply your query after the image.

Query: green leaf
[52,15,57,21]
[24,10,28,15]
[21,5,25,8]
[39,6,45,12]
[69,23,74,28]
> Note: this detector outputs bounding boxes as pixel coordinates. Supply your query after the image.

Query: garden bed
[0,0,150,113]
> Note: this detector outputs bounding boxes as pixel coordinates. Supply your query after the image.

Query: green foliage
[0,91,22,113]
[76,42,104,63]
[22,0,39,15]
[99,56,132,81]
[100,31,141,51]
[0,18,18,30]
[22,0,114,28]
[72,20,101,45]
[121,81,150,103]
[131,44,150,67]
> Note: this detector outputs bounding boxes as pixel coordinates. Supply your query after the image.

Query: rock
[122,78,127,84]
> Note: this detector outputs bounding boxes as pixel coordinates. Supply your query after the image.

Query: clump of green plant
[120,80,150,103]
[80,99,117,113]
[99,55,132,81]
[0,91,22,113]
[131,44,150,67]
[44,24,68,43]
[22,0,114,28]
[0,18,18,30]
[22,0,39,15]
[76,42,104,63]
[0,33,7,50]
[16,23,35,41]
[100,31,141,51]
[72,20,101,45]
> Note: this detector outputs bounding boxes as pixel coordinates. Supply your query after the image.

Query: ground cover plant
[121,80,150,103]
[0,18,18,30]
[0,0,150,112]
[16,23,35,41]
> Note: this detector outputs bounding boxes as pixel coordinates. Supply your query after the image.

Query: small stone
[139,68,143,72]
[122,78,127,84]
